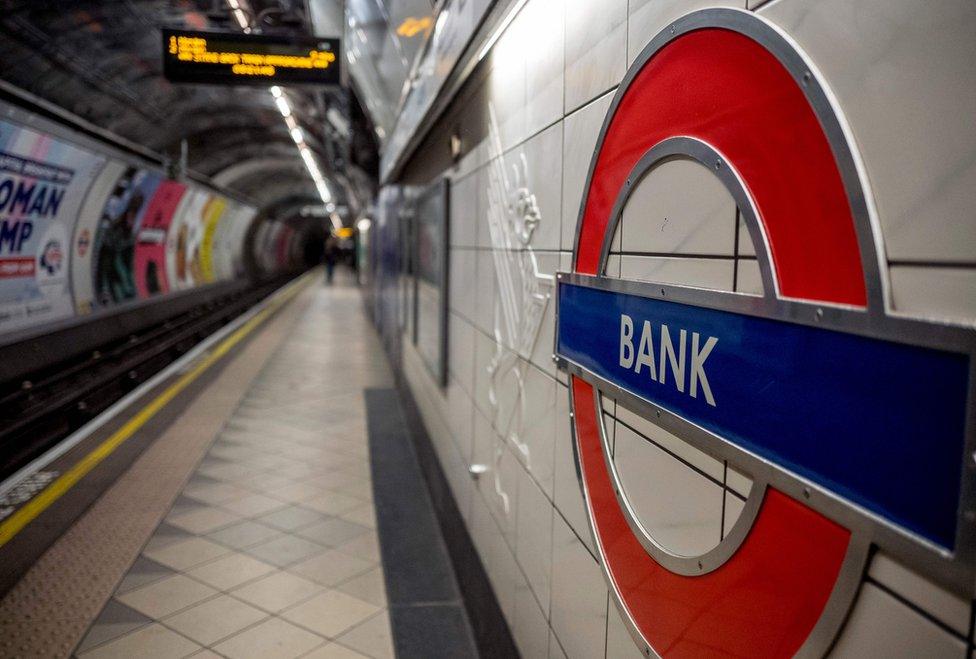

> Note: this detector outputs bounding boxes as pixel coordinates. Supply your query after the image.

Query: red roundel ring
[569,9,879,657]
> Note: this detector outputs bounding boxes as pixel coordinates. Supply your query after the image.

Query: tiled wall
[397,0,976,656]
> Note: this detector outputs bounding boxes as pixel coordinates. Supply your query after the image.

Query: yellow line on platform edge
[0,275,311,547]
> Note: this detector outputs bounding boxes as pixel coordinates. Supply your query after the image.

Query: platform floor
[0,274,475,658]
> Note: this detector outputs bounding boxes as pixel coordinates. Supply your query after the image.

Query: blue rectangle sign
[556,281,970,548]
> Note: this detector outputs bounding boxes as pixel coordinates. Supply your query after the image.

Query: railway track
[0,276,291,480]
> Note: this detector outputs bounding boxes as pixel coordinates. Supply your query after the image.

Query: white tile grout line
[0,272,315,499]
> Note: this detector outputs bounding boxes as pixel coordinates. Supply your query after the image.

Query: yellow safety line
[0,276,310,547]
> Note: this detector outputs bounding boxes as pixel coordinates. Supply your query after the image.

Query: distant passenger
[324,235,339,284]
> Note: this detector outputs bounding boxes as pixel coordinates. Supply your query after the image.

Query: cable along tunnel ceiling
[0,0,377,221]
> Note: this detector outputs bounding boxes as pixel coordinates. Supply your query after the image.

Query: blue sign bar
[557,281,970,548]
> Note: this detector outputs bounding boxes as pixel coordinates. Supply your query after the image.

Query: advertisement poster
[134,179,186,298]
[198,194,227,283]
[210,201,238,281]
[230,206,256,277]
[71,161,125,314]
[0,119,104,333]
[211,202,254,281]
[166,189,207,290]
[91,167,162,307]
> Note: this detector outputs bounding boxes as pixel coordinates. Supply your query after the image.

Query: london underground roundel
[554,9,976,657]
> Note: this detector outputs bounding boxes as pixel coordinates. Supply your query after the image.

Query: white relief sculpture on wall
[482,104,554,513]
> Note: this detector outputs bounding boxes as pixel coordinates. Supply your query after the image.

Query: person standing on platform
[324,235,339,284]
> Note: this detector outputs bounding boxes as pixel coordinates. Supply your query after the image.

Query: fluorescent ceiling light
[275,95,292,117]
[228,0,333,209]
[227,0,250,31]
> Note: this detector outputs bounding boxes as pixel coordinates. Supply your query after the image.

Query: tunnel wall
[364,0,976,657]
[0,100,287,339]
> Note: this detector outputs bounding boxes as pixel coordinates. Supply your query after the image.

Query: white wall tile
[606,602,642,658]
[515,363,557,497]
[868,553,971,637]
[488,16,528,152]
[522,122,564,251]
[439,396,474,522]
[492,532,522,626]
[450,248,478,322]
[564,0,627,113]
[619,255,734,291]
[553,381,595,553]
[722,490,745,539]
[829,583,967,658]
[473,330,496,418]
[453,133,488,178]
[614,423,723,557]
[474,427,519,548]
[735,258,763,296]
[562,91,616,251]
[627,0,745,65]
[615,403,723,483]
[725,466,752,499]
[551,512,608,659]
[760,0,976,264]
[620,155,736,257]
[516,465,554,611]
[736,215,757,257]
[492,350,521,437]
[448,312,476,396]
[550,629,569,659]
[475,250,496,335]
[469,486,516,621]
[450,172,478,248]
[475,429,521,547]
[522,0,565,137]
[514,577,551,659]
[889,266,976,324]
[476,165,492,250]
[528,251,560,379]
[445,376,475,464]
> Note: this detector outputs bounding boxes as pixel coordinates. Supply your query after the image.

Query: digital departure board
[162,29,340,86]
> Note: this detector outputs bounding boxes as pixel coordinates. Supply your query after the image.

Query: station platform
[0,273,479,659]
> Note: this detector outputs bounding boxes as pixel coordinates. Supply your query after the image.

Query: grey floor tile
[169,494,209,517]
[77,623,202,658]
[207,519,284,550]
[257,505,325,531]
[336,611,394,659]
[335,567,387,607]
[76,599,153,654]
[115,556,176,594]
[144,522,196,553]
[244,534,327,567]
[185,474,222,489]
[295,517,369,547]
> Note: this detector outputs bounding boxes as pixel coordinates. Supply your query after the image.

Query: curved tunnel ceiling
[0,0,378,223]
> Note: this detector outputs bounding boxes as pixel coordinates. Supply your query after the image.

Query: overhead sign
[162,29,340,86]
[557,8,975,657]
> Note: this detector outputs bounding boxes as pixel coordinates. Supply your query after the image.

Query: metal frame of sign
[555,7,976,657]
[411,177,450,388]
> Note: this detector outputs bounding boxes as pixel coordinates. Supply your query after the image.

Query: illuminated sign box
[162,29,340,87]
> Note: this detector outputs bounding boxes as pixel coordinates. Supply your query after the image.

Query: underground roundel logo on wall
[554,9,975,657]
